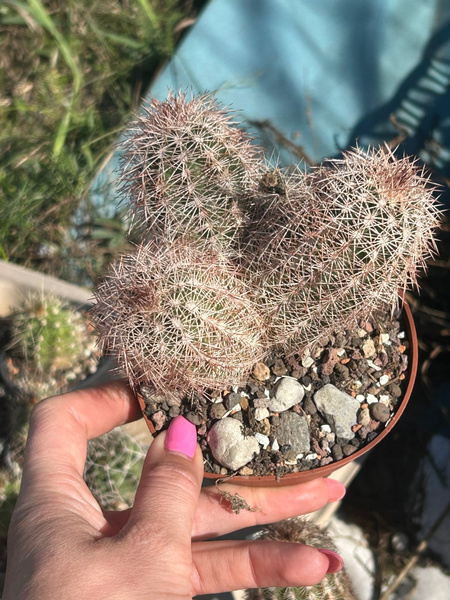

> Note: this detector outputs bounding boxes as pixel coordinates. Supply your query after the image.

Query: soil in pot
[140,304,412,480]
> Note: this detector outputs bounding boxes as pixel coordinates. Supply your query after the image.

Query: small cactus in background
[118,91,262,254]
[244,518,356,600]
[10,293,97,398]
[91,241,266,398]
[84,429,146,510]
[246,146,440,351]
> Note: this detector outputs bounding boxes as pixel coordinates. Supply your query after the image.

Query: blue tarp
[92,0,450,206]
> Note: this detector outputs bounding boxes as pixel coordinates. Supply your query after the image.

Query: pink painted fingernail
[326,478,346,502]
[165,416,197,459]
[318,549,344,573]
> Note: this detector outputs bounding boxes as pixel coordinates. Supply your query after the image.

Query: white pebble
[321,424,332,433]
[379,374,390,385]
[353,380,363,389]
[358,328,368,338]
[379,395,390,405]
[312,366,318,373]
[296,453,304,459]
[398,331,406,339]
[337,348,346,356]
[303,383,312,392]
[254,408,270,421]
[367,394,378,404]
[272,439,280,452]
[367,360,382,371]
[255,433,270,449]
[305,453,318,461]
[302,356,315,369]
[356,394,365,402]
[380,333,390,344]
[264,388,271,398]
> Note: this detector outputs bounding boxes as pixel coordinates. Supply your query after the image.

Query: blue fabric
[92,0,450,206]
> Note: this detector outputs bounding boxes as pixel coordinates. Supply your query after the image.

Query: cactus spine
[244,519,356,600]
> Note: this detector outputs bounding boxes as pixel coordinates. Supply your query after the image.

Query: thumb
[123,416,203,551]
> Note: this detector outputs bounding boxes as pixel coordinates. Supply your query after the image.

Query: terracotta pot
[136,301,418,487]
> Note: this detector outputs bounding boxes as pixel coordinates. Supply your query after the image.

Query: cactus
[118,91,262,254]
[84,429,146,510]
[10,293,97,398]
[244,518,356,600]
[246,146,440,351]
[91,241,266,398]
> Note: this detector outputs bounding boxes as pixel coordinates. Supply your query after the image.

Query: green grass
[0,0,202,282]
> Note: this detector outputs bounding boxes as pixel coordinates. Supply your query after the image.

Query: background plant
[84,429,146,510]
[0,0,203,284]
[10,292,98,399]
[244,518,356,600]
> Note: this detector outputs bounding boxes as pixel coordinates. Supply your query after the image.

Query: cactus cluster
[244,518,356,600]
[11,293,97,398]
[91,91,439,400]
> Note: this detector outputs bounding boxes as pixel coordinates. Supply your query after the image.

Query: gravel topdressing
[141,307,409,479]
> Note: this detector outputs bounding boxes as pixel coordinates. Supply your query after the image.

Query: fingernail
[326,478,346,502]
[318,549,344,573]
[165,416,197,459]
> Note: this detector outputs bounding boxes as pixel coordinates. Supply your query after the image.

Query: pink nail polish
[318,549,344,573]
[326,478,346,502]
[165,416,197,459]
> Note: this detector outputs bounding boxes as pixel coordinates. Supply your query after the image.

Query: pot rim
[136,300,418,486]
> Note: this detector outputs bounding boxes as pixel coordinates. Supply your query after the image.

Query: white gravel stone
[314,384,359,441]
[379,394,390,405]
[366,359,382,371]
[255,433,270,449]
[379,374,390,385]
[305,453,318,460]
[398,330,406,339]
[356,394,365,402]
[362,338,376,357]
[302,356,315,368]
[272,439,279,452]
[366,394,378,404]
[254,407,270,421]
[268,376,305,412]
[321,424,332,433]
[207,418,260,471]
[380,333,390,344]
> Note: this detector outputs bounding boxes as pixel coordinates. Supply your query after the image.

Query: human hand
[3,381,345,599]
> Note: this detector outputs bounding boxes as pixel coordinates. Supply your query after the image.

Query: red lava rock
[364,322,374,333]
[321,348,340,375]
